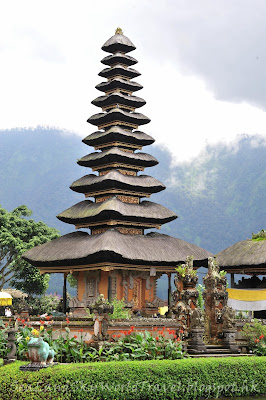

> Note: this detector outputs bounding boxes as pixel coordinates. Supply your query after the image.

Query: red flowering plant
[253,335,266,356]
[241,319,266,354]
[108,326,184,361]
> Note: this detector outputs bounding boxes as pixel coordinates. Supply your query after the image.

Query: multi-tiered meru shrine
[23,29,212,316]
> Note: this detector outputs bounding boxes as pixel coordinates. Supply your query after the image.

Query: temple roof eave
[87,109,150,127]
[91,92,146,109]
[99,65,140,79]
[216,239,266,269]
[22,230,212,270]
[101,33,136,54]
[82,127,155,147]
[96,78,143,93]
[56,198,177,226]
[70,171,165,194]
[77,148,158,168]
[101,52,138,66]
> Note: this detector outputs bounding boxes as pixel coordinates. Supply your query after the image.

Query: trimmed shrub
[1,357,266,400]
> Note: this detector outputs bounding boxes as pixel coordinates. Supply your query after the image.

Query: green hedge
[1,357,266,400]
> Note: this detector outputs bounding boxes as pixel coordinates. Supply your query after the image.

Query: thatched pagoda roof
[70,171,165,195]
[102,32,136,54]
[216,239,266,274]
[77,148,158,169]
[101,52,137,67]
[82,126,154,147]
[99,65,140,79]
[88,108,150,127]
[96,78,142,93]
[22,229,212,272]
[92,92,146,109]
[56,197,177,226]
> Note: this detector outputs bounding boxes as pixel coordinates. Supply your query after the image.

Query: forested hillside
[1,128,265,297]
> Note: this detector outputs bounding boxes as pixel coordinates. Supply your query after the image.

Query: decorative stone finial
[115,27,123,35]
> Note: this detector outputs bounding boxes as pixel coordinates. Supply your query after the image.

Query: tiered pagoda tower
[23,29,211,316]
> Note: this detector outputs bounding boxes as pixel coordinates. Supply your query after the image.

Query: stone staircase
[187,344,253,358]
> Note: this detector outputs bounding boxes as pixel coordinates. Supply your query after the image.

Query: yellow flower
[26,336,30,341]
[40,325,44,331]
[32,329,39,336]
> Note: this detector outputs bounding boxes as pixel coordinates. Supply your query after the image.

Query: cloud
[0,0,266,163]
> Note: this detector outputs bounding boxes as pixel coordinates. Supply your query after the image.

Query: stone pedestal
[223,329,238,353]
[189,328,207,354]
[71,307,87,317]
[89,294,113,342]
[92,314,110,341]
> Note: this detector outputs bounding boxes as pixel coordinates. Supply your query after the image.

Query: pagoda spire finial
[115,27,123,35]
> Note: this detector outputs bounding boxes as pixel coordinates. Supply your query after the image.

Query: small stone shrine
[172,256,199,337]
[203,257,236,347]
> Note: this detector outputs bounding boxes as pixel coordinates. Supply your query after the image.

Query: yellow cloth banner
[0,298,12,306]
[227,288,266,301]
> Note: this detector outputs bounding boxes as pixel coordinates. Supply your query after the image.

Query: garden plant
[0,317,184,363]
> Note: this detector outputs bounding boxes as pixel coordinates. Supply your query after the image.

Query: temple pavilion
[216,231,266,318]
[23,29,212,316]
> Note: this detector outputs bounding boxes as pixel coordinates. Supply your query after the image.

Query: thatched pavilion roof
[82,126,154,147]
[22,229,212,272]
[92,92,146,109]
[77,148,158,169]
[102,32,136,54]
[56,197,177,227]
[216,239,266,274]
[96,78,143,93]
[101,52,137,66]
[70,171,165,195]
[99,65,140,79]
[88,108,150,127]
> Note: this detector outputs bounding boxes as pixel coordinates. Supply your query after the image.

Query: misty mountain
[1,128,265,297]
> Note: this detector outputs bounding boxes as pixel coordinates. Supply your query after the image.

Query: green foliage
[241,319,266,348]
[107,326,183,361]
[108,297,131,320]
[1,357,266,399]
[0,319,8,358]
[175,264,197,278]
[25,294,61,315]
[219,270,227,277]
[86,297,131,319]
[0,205,60,294]
[67,274,77,288]
[253,336,266,356]
[252,229,266,241]
[197,284,205,310]
[0,319,184,365]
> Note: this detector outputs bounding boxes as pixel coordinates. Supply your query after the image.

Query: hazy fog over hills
[1,128,265,297]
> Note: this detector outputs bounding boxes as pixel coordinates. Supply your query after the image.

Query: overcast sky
[1,0,266,162]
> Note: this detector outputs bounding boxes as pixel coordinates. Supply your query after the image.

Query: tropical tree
[0,205,59,295]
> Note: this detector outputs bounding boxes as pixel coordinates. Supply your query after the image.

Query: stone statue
[222,306,235,329]
[27,338,55,365]
[190,308,205,329]
[186,255,194,274]
[207,257,220,277]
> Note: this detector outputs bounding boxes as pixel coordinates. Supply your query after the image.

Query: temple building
[23,29,211,316]
[216,230,266,318]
